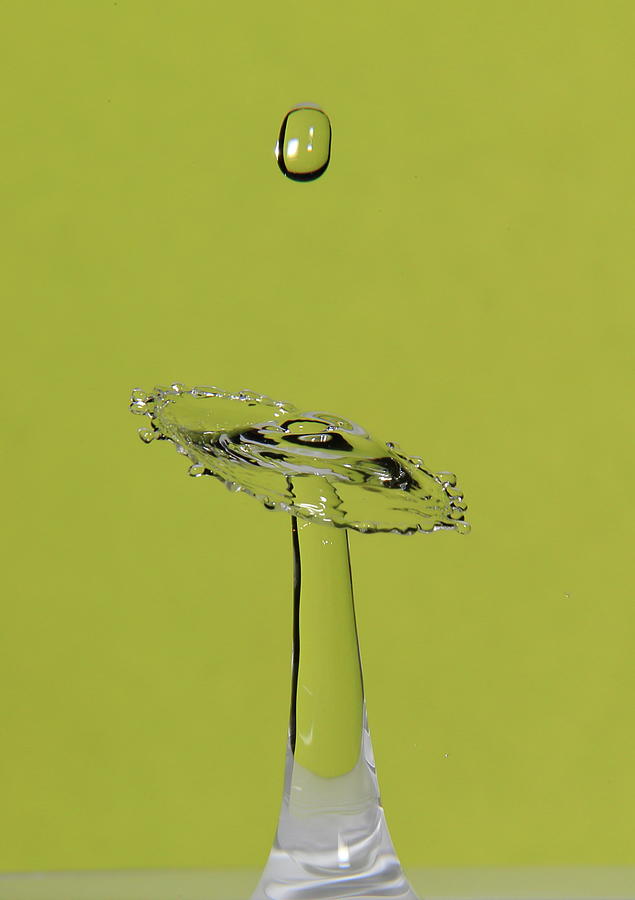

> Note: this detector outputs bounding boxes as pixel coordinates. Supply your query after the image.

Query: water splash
[130,384,468,535]
[129,382,468,899]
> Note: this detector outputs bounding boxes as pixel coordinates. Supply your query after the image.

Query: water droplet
[138,427,156,443]
[130,389,153,414]
[189,464,206,477]
[275,104,331,182]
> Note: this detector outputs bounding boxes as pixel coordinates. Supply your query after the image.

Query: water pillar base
[250,745,419,900]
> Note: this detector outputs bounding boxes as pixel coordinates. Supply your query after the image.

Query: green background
[2,0,634,873]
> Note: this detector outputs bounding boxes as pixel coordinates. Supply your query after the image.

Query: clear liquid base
[252,738,418,900]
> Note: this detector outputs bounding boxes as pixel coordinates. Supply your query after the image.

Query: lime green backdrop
[2,0,633,873]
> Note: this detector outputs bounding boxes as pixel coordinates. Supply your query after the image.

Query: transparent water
[130,384,468,535]
[130,384,468,900]
[275,104,332,181]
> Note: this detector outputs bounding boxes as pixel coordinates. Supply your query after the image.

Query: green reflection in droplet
[275,105,332,182]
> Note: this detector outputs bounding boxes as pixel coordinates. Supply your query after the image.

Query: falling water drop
[275,104,332,182]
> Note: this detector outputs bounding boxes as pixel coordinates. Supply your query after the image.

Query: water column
[251,516,418,900]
